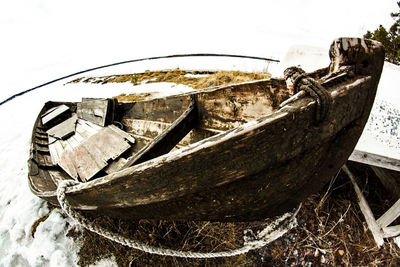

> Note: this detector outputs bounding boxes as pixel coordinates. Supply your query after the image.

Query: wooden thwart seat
[47,114,78,140]
[118,97,198,169]
[41,104,71,129]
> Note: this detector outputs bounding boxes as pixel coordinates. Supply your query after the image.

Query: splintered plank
[59,150,79,180]
[76,119,103,137]
[49,140,64,165]
[342,165,385,247]
[77,98,112,127]
[58,125,135,181]
[47,114,77,140]
[41,105,70,126]
[108,124,136,144]
[48,119,103,165]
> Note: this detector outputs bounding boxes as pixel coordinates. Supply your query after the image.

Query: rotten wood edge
[30,75,373,199]
[29,38,385,207]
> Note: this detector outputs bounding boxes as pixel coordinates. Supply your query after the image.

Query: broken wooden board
[47,114,77,140]
[344,164,400,246]
[41,104,70,126]
[342,165,385,247]
[58,125,135,181]
[77,98,115,127]
[58,150,79,180]
[48,119,103,165]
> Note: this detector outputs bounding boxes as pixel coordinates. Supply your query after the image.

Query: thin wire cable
[0,53,279,106]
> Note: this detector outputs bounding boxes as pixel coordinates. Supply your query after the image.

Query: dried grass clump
[114,93,152,102]
[69,69,271,103]
[71,70,270,87]
[256,162,400,266]
[100,69,271,89]
[67,216,265,266]
[192,71,271,89]
[66,162,400,266]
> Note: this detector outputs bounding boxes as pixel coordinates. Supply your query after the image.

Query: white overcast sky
[0,0,397,101]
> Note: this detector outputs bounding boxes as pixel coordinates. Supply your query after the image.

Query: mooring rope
[284,66,332,123]
[57,179,300,258]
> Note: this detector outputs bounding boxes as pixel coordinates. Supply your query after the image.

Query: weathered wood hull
[28,38,384,221]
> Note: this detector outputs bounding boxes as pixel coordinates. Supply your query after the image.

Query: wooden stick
[342,164,385,247]
[382,225,400,238]
[377,198,400,228]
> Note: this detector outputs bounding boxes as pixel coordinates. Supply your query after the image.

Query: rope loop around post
[56,179,300,259]
[284,66,332,123]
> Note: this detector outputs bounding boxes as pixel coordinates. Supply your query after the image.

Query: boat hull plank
[28,38,385,221]
[52,76,374,216]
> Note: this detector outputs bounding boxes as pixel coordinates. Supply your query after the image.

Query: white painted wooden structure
[347,62,400,247]
[285,45,400,246]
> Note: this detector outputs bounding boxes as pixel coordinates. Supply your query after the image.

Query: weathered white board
[47,114,77,139]
[41,104,70,126]
[77,98,111,126]
[58,124,135,181]
[348,62,400,171]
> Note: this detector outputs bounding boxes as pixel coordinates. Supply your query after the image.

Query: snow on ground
[1,47,399,266]
[1,0,398,265]
[276,46,400,162]
[1,1,396,102]
[354,62,400,160]
[0,68,195,266]
[278,45,330,74]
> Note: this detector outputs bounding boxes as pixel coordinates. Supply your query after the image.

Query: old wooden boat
[28,38,384,221]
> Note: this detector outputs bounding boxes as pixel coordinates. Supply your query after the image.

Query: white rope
[57,179,300,259]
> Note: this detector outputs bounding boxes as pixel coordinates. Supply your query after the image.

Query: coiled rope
[284,66,332,123]
[57,179,300,258]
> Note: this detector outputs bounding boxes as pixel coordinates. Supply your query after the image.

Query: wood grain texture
[28,38,385,221]
[47,114,77,139]
[77,98,116,127]
[58,126,133,181]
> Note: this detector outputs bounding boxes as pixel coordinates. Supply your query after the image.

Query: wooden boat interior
[29,76,298,193]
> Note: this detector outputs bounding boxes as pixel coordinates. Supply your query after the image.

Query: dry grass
[67,216,262,266]
[69,69,271,102]
[256,162,400,266]
[66,162,400,266]
[114,92,152,102]
[65,70,400,266]
[78,69,271,89]
[129,70,271,89]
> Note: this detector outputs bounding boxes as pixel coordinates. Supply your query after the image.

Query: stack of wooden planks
[43,98,135,182]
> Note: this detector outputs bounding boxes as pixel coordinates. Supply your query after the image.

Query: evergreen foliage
[365,2,400,64]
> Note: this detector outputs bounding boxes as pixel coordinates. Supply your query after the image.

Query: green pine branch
[365,1,400,65]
